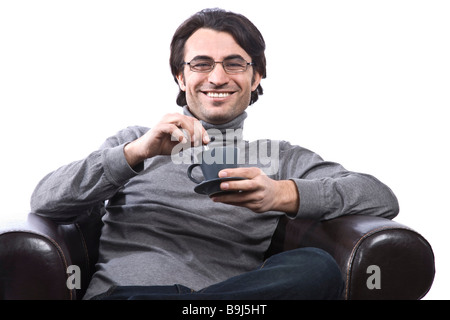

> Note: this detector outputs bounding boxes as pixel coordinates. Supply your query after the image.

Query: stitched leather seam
[344,225,412,299]
[3,230,73,300]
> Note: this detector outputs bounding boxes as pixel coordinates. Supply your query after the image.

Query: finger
[211,191,250,204]
[192,118,207,146]
[220,179,257,192]
[168,115,208,147]
[160,123,188,144]
[218,167,263,179]
[203,131,211,144]
[211,191,263,209]
[190,118,211,146]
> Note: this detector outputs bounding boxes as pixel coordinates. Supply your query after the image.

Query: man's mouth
[201,90,235,99]
[206,92,232,98]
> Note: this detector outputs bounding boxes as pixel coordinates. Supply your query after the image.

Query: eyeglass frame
[183,55,254,74]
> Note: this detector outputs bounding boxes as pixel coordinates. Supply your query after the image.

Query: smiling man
[31,8,399,300]
[177,28,261,124]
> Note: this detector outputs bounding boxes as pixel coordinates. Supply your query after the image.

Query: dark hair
[170,8,267,106]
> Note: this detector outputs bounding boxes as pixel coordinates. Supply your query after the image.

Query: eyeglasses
[184,56,254,74]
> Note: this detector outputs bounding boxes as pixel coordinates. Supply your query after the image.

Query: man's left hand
[210,167,299,214]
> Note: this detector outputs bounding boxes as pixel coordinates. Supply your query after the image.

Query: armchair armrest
[267,215,435,299]
[0,213,102,300]
[2,212,435,300]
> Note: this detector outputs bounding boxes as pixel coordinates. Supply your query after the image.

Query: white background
[1,0,448,299]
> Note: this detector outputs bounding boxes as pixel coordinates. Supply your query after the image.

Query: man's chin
[193,105,230,124]
[203,113,231,125]
[188,102,244,125]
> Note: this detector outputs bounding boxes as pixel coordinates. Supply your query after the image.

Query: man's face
[177,28,262,125]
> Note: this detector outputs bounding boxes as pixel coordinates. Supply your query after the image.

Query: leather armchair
[0,212,434,300]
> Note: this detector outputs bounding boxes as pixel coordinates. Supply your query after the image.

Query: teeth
[207,92,230,98]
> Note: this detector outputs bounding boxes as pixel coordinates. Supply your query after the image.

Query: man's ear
[176,73,186,91]
[251,72,262,91]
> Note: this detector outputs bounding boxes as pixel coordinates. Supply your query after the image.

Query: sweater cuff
[289,178,327,220]
[102,144,142,186]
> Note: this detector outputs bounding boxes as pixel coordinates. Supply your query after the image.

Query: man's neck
[182,106,246,145]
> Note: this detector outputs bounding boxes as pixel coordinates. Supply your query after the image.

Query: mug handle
[187,164,203,184]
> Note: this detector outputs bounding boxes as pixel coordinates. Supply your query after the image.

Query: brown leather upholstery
[0,212,434,300]
[0,213,102,300]
[266,215,435,299]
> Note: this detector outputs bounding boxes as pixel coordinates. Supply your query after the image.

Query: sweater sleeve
[277,141,399,221]
[30,126,148,223]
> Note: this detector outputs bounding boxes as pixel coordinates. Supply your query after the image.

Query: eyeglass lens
[189,57,249,73]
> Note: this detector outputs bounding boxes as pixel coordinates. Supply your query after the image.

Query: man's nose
[208,63,230,86]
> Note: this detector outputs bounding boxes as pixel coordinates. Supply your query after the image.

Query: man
[31,9,399,300]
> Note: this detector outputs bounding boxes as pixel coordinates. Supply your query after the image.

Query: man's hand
[211,167,300,215]
[124,113,210,167]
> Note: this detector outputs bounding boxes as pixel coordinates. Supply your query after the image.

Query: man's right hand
[123,113,210,167]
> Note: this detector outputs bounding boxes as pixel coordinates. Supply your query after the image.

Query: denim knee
[304,247,344,299]
[264,247,344,300]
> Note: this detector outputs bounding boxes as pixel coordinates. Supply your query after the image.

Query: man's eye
[224,59,246,69]
[193,61,212,68]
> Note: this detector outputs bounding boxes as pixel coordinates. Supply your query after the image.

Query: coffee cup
[187,146,239,184]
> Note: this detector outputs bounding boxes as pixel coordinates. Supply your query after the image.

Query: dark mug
[187,146,239,184]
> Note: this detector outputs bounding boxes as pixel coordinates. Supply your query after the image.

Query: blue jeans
[92,247,344,300]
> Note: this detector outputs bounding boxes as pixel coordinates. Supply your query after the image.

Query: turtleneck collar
[182,106,246,145]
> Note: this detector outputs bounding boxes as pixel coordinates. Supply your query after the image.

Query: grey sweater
[30,107,399,299]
